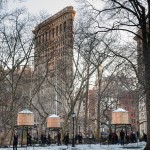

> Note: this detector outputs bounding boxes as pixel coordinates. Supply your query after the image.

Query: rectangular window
[60,24,62,34]
[56,26,58,36]
[49,30,51,39]
[64,22,66,32]
[52,28,55,37]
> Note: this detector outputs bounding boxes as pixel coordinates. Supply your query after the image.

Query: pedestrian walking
[64,132,69,146]
[27,132,32,146]
[143,133,147,142]
[120,130,125,145]
[57,130,61,146]
[40,133,44,145]
[47,133,51,145]
[78,132,83,144]
[112,132,118,144]
[43,134,47,145]
[13,132,18,150]
[108,132,112,144]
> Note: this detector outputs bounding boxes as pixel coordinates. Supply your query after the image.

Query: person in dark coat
[57,131,61,146]
[130,132,137,143]
[13,132,18,150]
[47,133,51,145]
[64,132,69,146]
[112,132,118,144]
[43,134,47,145]
[108,132,112,144]
[120,130,125,145]
[143,133,147,142]
[40,133,44,145]
[78,132,83,144]
[125,134,130,144]
[27,132,32,146]
[75,134,78,144]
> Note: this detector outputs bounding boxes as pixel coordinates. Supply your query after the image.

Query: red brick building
[118,91,138,131]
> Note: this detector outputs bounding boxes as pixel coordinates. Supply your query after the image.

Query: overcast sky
[23,0,77,15]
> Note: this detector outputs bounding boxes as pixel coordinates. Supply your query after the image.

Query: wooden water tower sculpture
[47,114,61,128]
[17,109,34,126]
[111,108,129,125]
[111,108,131,133]
[17,109,34,147]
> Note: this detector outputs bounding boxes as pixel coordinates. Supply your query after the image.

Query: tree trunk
[144,58,150,150]
[84,65,90,137]
[96,67,102,139]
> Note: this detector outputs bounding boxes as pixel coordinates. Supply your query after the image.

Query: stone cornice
[33,6,76,34]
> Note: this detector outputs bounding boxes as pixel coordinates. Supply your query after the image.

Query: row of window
[139,105,146,111]
[131,112,136,117]
[131,119,136,123]
[140,112,146,119]
[36,33,72,48]
[35,47,71,61]
[36,19,73,45]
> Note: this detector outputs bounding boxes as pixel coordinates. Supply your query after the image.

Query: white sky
[23,0,77,15]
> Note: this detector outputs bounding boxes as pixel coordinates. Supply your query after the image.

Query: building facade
[117,91,139,131]
[32,6,76,132]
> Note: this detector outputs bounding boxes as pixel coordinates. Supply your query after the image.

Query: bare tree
[0,0,50,145]
[75,0,150,149]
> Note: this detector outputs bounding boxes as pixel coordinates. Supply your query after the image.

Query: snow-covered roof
[112,108,128,112]
[48,114,60,118]
[18,109,33,114]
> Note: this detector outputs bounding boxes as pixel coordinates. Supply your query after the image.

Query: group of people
[13,131,32,150]
[40,133,51,145]
[40,131,62,146]
[108,130,139,145]
[75,133,83,144]
[56,131,83,146]
[40,131,83,146]
[13,129,147,148]
[108,130,147,145]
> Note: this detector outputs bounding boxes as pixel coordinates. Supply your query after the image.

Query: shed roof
[48,114,60,118]
[18,109,33,114]
[112,108,128,112]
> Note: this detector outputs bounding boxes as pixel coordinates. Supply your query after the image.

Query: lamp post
[72,112,76,147]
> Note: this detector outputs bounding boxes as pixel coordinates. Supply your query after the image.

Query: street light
[72,112,76,147]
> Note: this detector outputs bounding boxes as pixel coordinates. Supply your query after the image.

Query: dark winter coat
[64,133,69,145]
[120,130,125,139]
[13,134,18,145]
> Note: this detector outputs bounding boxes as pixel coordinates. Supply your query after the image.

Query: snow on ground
[0,142,146,150]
